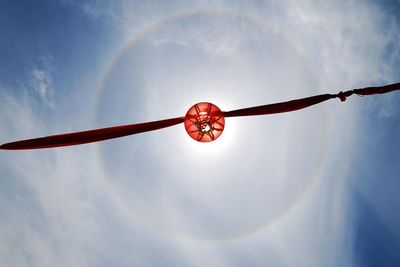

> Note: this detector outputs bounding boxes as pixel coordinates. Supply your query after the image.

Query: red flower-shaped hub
[184,102,225,142]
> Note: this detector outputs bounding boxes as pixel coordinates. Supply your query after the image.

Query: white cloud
[1,1,399,266]
[0,91,178,266]
[32,68,54,107]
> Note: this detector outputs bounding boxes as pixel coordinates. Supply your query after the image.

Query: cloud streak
[32,68,54,106]
[1,0,399,266]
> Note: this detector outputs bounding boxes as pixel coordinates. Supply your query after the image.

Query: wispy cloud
[1,0,399,266]
[31,68,54,107]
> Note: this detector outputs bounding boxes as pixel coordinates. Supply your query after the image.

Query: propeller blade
[223,82,400,118]
[0,116,184,150]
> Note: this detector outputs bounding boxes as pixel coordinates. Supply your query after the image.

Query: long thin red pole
[223,83,400,117]
[0,117,185,150]
[0,82,398,150]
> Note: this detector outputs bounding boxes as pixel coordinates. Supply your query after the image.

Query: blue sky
[0,0,399,266]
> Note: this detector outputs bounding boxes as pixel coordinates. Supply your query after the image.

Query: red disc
[184,102,225,142]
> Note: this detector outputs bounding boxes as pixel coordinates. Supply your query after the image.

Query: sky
[0,0,399,266]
